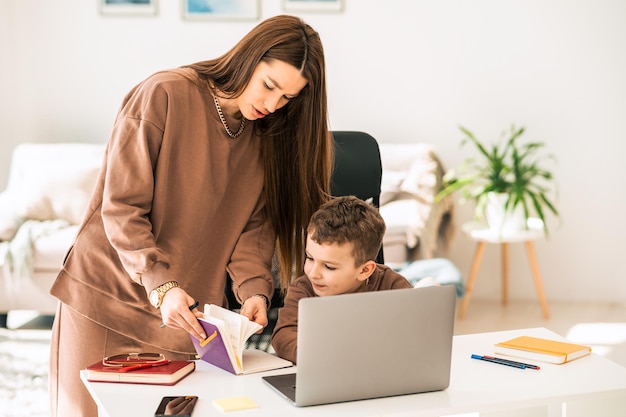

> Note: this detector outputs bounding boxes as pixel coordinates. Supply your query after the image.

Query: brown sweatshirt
[50,68,275,354]
[271,264,412,364]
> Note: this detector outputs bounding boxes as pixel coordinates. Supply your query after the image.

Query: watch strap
[157,280,179,293]
[152,280,179,308]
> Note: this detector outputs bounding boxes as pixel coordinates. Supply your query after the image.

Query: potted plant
[436,125,559,235]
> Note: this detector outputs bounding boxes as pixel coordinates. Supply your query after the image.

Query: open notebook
[263,285,456,406]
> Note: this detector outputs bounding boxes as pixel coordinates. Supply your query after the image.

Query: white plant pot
[484,192,526,233]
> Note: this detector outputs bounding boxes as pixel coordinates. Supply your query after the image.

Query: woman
[49,15,332,417]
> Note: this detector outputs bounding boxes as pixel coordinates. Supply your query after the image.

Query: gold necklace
[212,94,247,138]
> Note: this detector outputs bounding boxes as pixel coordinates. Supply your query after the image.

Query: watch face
[149,290,159,307]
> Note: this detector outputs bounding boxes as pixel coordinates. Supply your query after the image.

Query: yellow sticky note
[213,396,258,412]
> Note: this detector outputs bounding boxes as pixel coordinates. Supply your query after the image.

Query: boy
[271,196,412,363]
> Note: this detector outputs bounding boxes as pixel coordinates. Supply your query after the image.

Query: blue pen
[484,355,541,370]
[471,354,526,369]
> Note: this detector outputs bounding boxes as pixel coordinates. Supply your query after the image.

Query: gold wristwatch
[149,281,179,309]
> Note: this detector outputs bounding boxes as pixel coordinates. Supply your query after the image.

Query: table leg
[524,241,550,319]
[501,242,509,306]
[458,241,486,319]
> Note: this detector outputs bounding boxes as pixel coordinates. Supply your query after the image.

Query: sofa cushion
[379,199,426,249]
[0,192,22,241]
[33,225,79,270]
[16,163,99,225]
[7,143,105,225]
[379,143,440,206]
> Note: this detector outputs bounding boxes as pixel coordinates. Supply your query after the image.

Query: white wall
[2,0,625,304]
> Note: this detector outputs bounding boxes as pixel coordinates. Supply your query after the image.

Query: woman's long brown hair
[185,15,333,291]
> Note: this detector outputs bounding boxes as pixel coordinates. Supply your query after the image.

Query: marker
[471,354,536,370]
[200,330,218,347]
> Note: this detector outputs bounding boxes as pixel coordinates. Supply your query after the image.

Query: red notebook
[85,360,195,385]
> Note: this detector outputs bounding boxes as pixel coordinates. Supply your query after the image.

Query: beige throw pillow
[15,161,100,225]
[8,143,105,225]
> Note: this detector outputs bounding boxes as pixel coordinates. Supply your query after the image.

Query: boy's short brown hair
[307,196,386,265]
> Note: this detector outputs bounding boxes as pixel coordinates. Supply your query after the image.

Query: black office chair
[230,130,385,350]
[330,131,385,264]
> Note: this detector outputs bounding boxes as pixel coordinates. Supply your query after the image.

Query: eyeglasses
[102,352,166,367]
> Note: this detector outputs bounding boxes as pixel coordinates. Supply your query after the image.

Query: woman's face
[236,59,308,120]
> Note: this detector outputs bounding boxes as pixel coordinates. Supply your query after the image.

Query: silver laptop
[262,285,456,407]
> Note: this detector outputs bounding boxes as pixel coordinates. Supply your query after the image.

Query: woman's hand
[240,295,269,333]
[159,287,206,341]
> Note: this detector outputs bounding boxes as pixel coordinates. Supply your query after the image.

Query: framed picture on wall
[282,0,344,12]
[100,0,158,16]
[182,0,260,21]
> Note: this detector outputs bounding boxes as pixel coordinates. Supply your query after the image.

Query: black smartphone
[154,396,198,417]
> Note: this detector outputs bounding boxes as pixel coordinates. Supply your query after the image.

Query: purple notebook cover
[191,319,236,374]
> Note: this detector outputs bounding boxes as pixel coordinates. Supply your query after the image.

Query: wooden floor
[453,298,626,367]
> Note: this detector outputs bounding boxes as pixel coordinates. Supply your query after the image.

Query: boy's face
[304,235,371,297]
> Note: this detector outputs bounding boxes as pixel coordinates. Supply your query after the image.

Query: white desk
[82,327,626,417]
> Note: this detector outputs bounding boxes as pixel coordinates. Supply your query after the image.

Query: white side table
[458,218,550,319]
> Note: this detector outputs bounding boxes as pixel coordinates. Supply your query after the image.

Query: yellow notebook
[494,336,591,364]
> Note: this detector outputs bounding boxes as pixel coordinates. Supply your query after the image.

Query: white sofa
[378,143,455,265]
[0,143,105,319]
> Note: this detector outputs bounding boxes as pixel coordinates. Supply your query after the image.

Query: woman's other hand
[240,295,268,333]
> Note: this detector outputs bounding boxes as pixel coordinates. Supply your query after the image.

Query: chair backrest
[331,131,384,264]
[331,131,383,208]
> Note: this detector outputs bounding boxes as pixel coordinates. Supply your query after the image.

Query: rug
[0,315,53,417]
